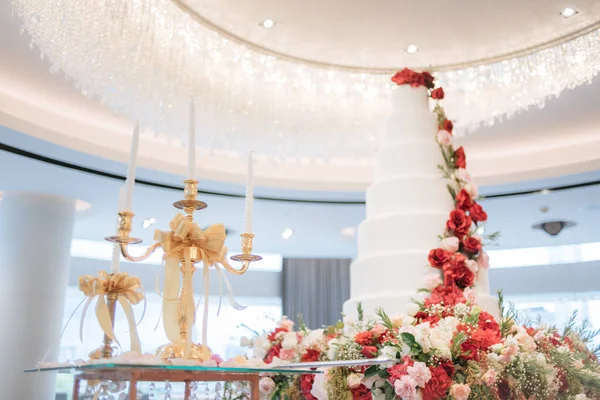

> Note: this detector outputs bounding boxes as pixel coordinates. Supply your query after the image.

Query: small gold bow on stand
[78,272,145,359]
[154,214,245,360]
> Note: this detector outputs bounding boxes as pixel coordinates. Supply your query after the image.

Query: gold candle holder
[103,179,261,360]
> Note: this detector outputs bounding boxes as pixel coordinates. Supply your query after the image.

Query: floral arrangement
[242,69,600,400]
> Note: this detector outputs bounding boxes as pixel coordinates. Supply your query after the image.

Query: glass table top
[24,363,322,375]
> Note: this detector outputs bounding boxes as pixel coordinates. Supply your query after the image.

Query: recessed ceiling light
[560,6,579,18]
[341,226,357,238]
[540,189,551,195]
[142,217,156,228]
[282,228,293,240]
[405,44,419,54]
[261,19,276,29]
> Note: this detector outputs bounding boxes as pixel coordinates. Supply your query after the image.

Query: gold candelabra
[105,179,261,360]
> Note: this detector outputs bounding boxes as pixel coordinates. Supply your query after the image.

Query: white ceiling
[184,0,600,69]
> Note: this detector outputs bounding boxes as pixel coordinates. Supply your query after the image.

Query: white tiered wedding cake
[343,84,498,318]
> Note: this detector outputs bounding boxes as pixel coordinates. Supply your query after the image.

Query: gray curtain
[282,258,351,329]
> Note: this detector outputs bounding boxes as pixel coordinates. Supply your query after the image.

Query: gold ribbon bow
[154,214,244,348]
[78,271,144,355]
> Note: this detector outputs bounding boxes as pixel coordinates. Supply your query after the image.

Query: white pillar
[0,192,75,400]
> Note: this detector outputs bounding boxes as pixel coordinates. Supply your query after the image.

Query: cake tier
[357,212,448,255]
[384,110,438,143]
[391,84,431,113]
[366,176,454,219]
[350,251,435,298]
[375,140,443,182]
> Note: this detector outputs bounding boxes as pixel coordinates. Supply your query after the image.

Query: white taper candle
[188,97,196,180]
[111,187,125,274]
[124,121,140,211]
[244,151,255,233]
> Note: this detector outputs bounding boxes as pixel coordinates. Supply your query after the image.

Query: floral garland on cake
[240,69,600,400]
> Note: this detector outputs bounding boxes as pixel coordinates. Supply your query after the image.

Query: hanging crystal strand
[189,382,198,400]
[204,381,210,399]
[164,381,172,400]
[148,382,156,399]
[214,382,223,400]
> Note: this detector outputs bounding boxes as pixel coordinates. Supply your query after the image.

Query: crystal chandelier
[11,0,600,160]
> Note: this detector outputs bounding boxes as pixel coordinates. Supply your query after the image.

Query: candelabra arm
[119,242,162,262]
[230,233,262,274]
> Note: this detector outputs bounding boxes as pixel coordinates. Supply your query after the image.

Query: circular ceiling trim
[172,0,600,73]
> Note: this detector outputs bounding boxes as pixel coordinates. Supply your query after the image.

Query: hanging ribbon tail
[202,261,210,347]
[184,255,195,350]
[214,264,247,311]
[217,266,223,316]
[162,253,181,344]
[118,296,141,354]
[95,295,120,349]
[136,284,147,328]
[79,296,96,343]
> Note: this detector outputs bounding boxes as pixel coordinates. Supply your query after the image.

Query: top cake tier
[384,85,436,143]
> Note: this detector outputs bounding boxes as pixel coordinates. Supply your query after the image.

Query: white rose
[304,329,325,348]
[380,345,400,360]
[259,377,276,395]
[575,394,590,400]
[466,260,479,273]
[310,370,329,400]
[282,332,298,350]
[423,273,442,290]
[437,130,452,146]
[405,302,420,316]
[239,336,252,347]
[465,182,479,198]
[346,373,363,389]
[454,168,472,183]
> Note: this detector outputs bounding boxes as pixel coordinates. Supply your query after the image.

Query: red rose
[351,384,372,400]
[387,357,413,384]
[422,71,435,89]
[455,189,473,211]
[425,285,466,307]
[267,327,288,342]
[471,328,501,349]
[264,344,281,364]
[391,68,416,86]
[431,87,444,100]
[354,331,374,346]
[443,119,454,133]
[300,374,318,400]
[454,146,466,168]
[301,348,321,362]
[462,236,482,254]
[414,311,441,326]
[469,203,488,223]
[422,364,452,400]
[446,209,472,238]
[460,340,480,361]
[478,312,500,332]
[428,248,452,268]
[361,345,378,358]
[443,254,475,288]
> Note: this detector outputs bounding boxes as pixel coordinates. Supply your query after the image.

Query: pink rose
[441,236,460,252]
[449,383,471,400]
[483,370,497,386]
[210,354,224,364]
[424,273,442,290]
[477,252,490,269]
[259,377,276,395]
[464,287,478,304]
[454,168,471,183]
[466,259,479,273]
[372,324,386,338]
[278,317,295,330]
[436,130,452,146]
[394,375,418,399]
[407,361,432,387]
[279,349,296,361]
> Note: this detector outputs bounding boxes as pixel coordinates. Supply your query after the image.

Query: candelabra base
[156,342,212,362]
